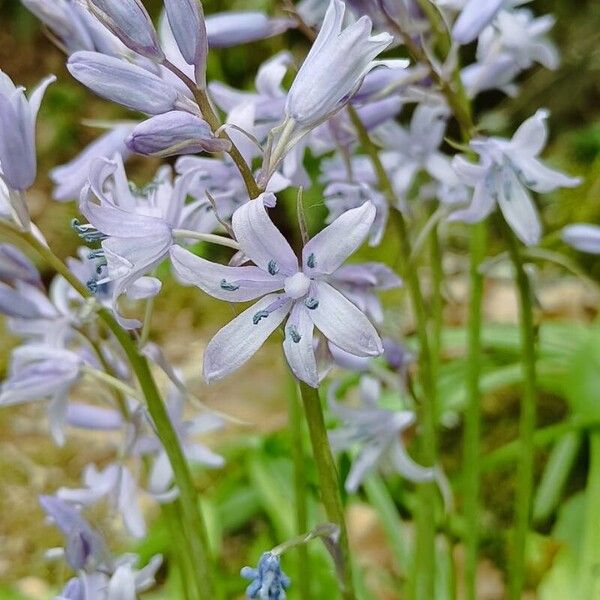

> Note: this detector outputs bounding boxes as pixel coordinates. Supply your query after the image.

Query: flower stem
[462,221,487,600]
[0,221,215,600]
[287,375,311,600]
[297,381,355,600]
[503,223,537,600]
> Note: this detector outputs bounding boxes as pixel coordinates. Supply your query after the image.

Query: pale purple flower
[67,51,197,116]
[328,375,439,493]
[0,344,86,444]
[461,9,558,97]
[451,0,506,44]
[170,196,383,386]
[50,125,134,201]
[324,182,388,246]
[0,243,41,287]
[263,0,398,178]
[329,262,402,324]
[86,0,164,61]
[562,224,600,255]
[0,70,54,228]
[79,156,193,327]
[451,110,580,245]
[58,463,146,538]
[205,11,294,48]
[126,110,230,157]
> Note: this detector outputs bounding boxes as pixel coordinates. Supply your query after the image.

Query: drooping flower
[562,224,600,255]
[241,552,291,600]
[170,195,383,386]
[328,375,442,493]
[57,463,146,538]
[450,110,580,245]
[262,0,399,179]
[205,11,294,48]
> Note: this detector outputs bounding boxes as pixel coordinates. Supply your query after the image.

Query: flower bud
[205,11,293,48]
[87,0,164,60]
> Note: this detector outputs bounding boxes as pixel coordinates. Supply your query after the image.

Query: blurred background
[0,0,599,598]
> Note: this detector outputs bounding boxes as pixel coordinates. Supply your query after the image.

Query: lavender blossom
[241,552,291,600]
[451,0,506,44]
[57,463,146,538]
[205,12,294,48]
[451,110,580,245]
[562,224,600,255]
[170,196,383,386]
[126,111,230,157]
[0,243,42,287]
[328,376,440,493]
[263,0,399,178]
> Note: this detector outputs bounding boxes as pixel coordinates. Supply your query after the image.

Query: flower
[170,195,383,386]
[241,552,291,600]
[562,224,600,254]
[262,0,398,178]
[451,0,506,44]
[450,110,580,245]
[0,70,55,226]
[57,463,146,538]
[205,12,294,48]
[328,375,441,493]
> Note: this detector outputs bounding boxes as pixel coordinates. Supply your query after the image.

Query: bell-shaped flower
[205,11,294,48]
[0,243,42,287]
[562,224,600,255]
[241,552,291,600]
[79,156,192,327]
[262,0,398,179]
[51,125,134,201]
[328,375,442,493]
[67,51,198,116]
[126,110,230,157]
[57,463,146,538]
[0,344,87,444]
[450,110,580,245]
[87,0,164,61]
[0,70,55,227]
[170,195,383,387]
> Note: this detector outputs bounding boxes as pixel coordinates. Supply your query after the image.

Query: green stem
[503,224,538,600]
[297,381,355,600]
[578,432,600,598]
[462,222,487,600]
[348,105,437,600]
[287,376,311,600]
[0,222,214,600]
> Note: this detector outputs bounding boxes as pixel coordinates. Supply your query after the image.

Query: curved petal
[283,302,318,387]
[302,202,376,275]
[510,109,549,157]
[345,443,385,493]
[515,155,581,194]
[170,245,284,301]
[497,167,541,246]
[562,224,600,254]
[447,180,495,224]
[309,282,382,357]
[231,196,298,275]
[203,294,292,382]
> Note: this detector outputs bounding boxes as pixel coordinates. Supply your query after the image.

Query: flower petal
[302,202,376,275]
[511,109,549,157]
[203,294,292,382]
[170,244,284,301]
[562,224,600,254]
[309,281,382,357]
[231,195,298,275]
[283,302,318,387]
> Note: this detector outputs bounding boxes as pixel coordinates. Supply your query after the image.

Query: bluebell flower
[562,224,600,255]
[205,12,294,48]
[241,552,291,600]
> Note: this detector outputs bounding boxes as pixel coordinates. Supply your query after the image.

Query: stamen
[88,250,105,260]
[220,279,240,291]
[86,278,99,294]
[287,325,301,343]
[305,297,319,310]
[252,310,270,325]
[307,253,316,269]
[268,260,280,276]
[71,219,108,243]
